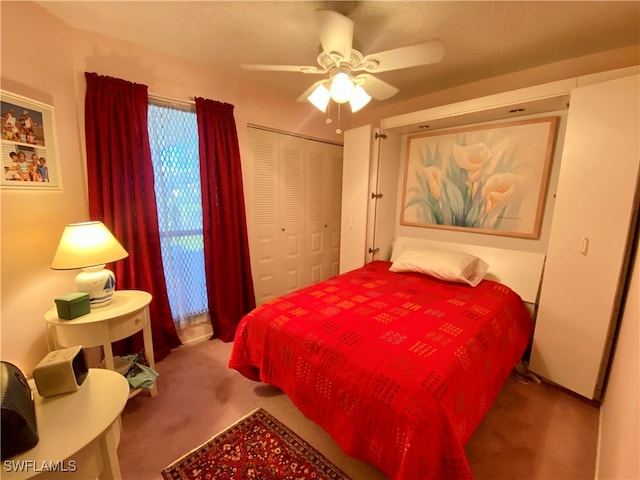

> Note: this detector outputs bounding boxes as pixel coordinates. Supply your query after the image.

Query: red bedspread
[229,261,533,479]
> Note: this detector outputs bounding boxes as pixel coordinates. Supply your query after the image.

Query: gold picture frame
[1,89,62,190]
[401,116,558,239]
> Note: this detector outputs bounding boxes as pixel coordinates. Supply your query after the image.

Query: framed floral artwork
[1,89,62,190]
[401,116,558,238]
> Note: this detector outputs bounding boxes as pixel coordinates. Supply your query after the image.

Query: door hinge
[368,247,380,254]
[371,192,383,199]
[374,132,387,140]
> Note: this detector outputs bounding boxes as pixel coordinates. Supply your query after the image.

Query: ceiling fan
[241,9,444,113]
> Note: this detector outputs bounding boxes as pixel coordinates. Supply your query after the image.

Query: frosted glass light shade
[307,84,331,112]
[330,72,355,103]
[307,75,372,114]
[51,221,128,308]
[349,85,372,113]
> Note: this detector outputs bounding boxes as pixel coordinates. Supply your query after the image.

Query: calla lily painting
[401,117,558,238]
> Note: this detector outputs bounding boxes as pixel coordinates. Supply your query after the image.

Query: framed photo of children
[1,89,62,190]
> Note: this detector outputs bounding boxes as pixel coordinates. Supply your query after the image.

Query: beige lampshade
[51,221,129,270]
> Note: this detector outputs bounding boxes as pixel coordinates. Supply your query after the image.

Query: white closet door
[304,146,327,284]
[249,129,282,303]
[370,130,401,261]
[279,136,305,293]
[249,128,343,303]
[326,144,343,278]
[340,125,372,273]
[304,141,344,284]
[529,74,640,399]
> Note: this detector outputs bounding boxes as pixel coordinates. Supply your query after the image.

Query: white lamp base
[75,265,116,308]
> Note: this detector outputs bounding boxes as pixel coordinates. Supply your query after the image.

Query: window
[148,101,208,329]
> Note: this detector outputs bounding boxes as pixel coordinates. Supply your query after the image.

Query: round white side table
[2,368,129,479]
[44,290,157,396]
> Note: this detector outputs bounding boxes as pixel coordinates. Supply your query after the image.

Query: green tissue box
[55,292,91,320]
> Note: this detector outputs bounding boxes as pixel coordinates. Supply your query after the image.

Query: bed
[229,237,545,479]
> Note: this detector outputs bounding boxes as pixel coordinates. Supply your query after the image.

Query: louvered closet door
[305,146,327,284]
[279,136,305,293]
[326,144,343,278]
[249,129,281,303]
[248,128,343,304]
[304,142,344,285]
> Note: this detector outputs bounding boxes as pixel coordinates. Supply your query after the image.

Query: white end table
[44,290,157,396]
[2,369,129,479]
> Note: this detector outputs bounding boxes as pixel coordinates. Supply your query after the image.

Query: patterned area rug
[161,408,352,480]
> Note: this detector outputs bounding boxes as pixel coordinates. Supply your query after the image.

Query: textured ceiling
[35,1,640,107]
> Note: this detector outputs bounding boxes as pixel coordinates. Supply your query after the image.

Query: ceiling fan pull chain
[325,100,333,125]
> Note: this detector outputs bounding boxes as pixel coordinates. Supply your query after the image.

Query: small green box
[55,292,91,320]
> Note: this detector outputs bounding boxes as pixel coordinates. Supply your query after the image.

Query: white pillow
[389,247,489,287]
[390,241,407,262]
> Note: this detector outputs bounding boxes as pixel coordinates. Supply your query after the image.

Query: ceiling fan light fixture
[307,84,331,112]
[329,72,354,103]
[349,85,371,112]
[244,10,447,121]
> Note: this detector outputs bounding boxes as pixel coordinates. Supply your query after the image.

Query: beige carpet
[117,339,599,480]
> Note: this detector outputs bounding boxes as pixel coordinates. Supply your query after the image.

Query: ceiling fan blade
[241,64,327,74]
[359,40,445,73]
[317,9,353,59]
[296,80,328,103]
[355,74,399,100]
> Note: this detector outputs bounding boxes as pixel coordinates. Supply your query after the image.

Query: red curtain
[195,98,256,341]
[84,72,181,361]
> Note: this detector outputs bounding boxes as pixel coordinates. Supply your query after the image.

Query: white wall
[597,237,639,479]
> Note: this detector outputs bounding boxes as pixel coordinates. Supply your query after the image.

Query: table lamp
[51,221,129,308]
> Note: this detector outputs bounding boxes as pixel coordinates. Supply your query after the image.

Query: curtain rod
[247,123,343,147]
[148,92,195,108]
